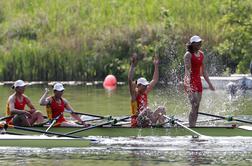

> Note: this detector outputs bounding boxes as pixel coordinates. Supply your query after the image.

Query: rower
[6,80,44,127]
[128,53,166,128]
[183,35,215,127]
[39,82,90,127]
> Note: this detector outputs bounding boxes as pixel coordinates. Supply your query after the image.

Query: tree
[216,0,252,74]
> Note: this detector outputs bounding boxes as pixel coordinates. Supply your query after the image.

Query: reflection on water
[1,136,252,166]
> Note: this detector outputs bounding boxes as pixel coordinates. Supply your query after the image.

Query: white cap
[13,80,27,89]
[137,77,150,86]
[190,35,202,43]
[53,83,65,91]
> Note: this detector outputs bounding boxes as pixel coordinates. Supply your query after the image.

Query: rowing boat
[1,112,252,147]
[1,125,251,147]
[1,123,252,147]
[0,134,91,147]
[3,124,252,137]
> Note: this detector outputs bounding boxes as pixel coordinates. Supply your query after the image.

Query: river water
[0,84,252,165]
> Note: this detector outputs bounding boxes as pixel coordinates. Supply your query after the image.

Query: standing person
[128,53,166,128]
[39,82,89,127]
[6,80,44,126]
[184,35,215,127]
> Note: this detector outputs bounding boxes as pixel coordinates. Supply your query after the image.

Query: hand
[153,54,159,66]
[28,109,36,114]
[130,53,138,66]
[184,78,192,93]
[209,84,215,91]
[45,88,50,93]
[24,111,32,118]
[81,122,90,127]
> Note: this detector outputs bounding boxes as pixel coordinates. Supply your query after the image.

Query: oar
[1,123,83,139]
[198,112,252,124]
[163,115,203,137]
[64,116,130,136]
[81,118,102,122]
[151,117,183,128]
[0,115,13,121]
[66,110,108,119]
[182,118,222,125]
[65,110,113,124]
[44,113,62,133]
[64,110,113,121]
[74,118,104,125]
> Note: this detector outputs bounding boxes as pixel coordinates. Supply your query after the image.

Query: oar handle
[0,115,14,121]
[54,113,63,121]
[47,113,62,123]
[45,113,63,133]
[72,112,106,119]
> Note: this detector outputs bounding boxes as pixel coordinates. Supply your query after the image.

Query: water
[1,136,252,165]
[0,85,252,165]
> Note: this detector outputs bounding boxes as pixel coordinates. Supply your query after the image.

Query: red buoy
[103,74,117,90]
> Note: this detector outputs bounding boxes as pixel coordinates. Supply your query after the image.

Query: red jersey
[14,95,28,110]
[190,51,204,92]
[6,95,28,124]
[136,93,148,112]
[131,93,148,127]
[48,97,66,124]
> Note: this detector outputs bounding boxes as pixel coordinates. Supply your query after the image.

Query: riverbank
[0,81,125,86]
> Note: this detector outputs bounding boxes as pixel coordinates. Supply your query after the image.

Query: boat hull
[5,126,252,137]
[0,135,90,147]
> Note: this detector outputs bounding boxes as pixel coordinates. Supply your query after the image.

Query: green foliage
[216,0,252,73]
[0,0,248,81]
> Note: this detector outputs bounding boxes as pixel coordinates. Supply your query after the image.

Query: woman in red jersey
[128,53,166,128]
[39,83,89,127]
[6,80,44,126]
[184,35,215,127]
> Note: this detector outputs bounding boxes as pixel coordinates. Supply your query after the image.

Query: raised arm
[146,55,159,93]
[128,53,137,101]
[39,88,50,105]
